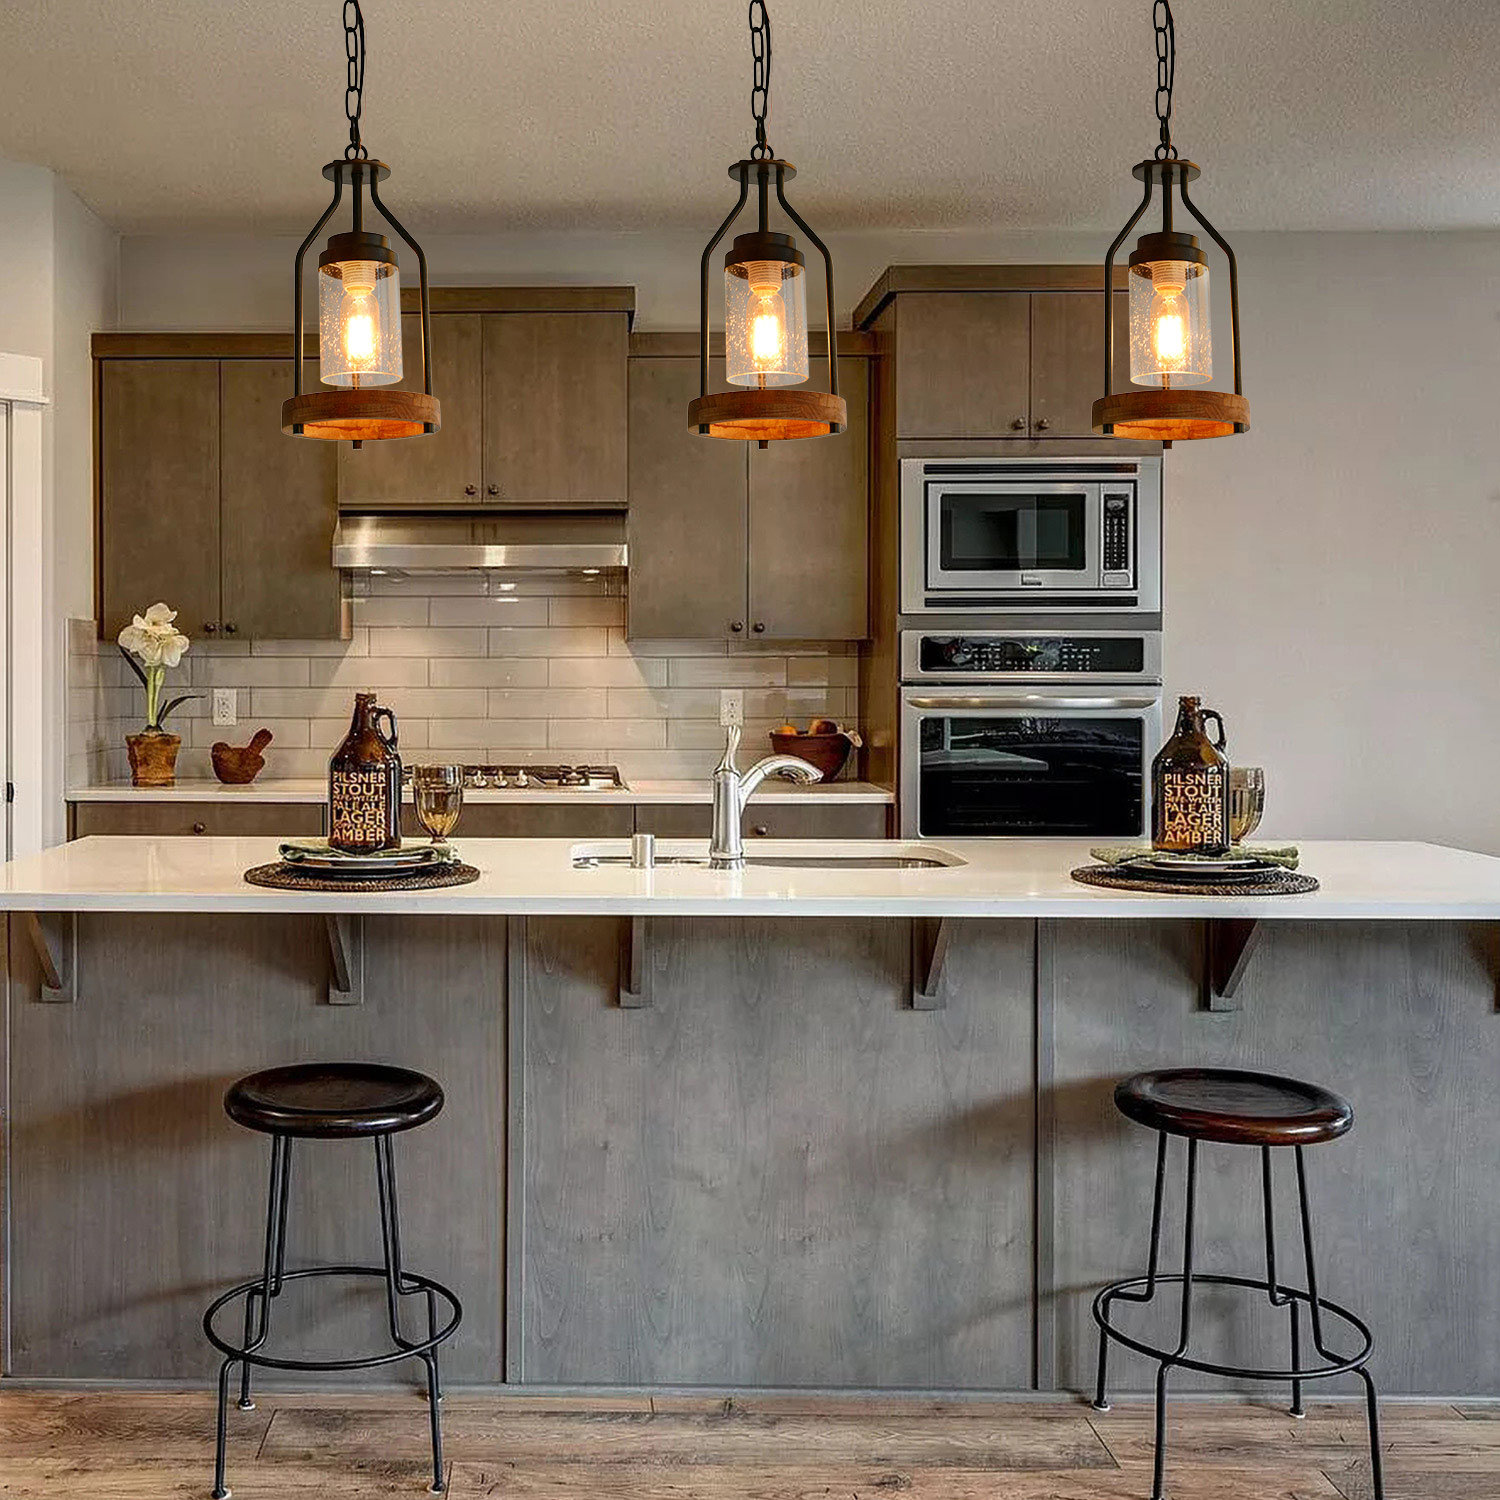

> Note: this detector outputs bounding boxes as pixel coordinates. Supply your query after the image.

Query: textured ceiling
[0,0,1496,237]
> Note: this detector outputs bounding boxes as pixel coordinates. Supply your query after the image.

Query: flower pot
[126,730,181,788]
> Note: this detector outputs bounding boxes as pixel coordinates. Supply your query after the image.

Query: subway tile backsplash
[67,576,859,786]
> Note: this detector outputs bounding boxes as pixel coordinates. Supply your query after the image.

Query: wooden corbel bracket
[23,911,76,1003]
[1203,918,1263,1011]
[324,913,365,1005]
[911,916,953,1010]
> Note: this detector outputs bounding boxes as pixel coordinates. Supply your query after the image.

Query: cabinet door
[99,360,221,640]
[635,801,888,840]
[483,312,628,505]
[626,356,748,640]
[336,314,483,506]
[1029,291,1131,438]
[894,293,1031,438]
[748,356,868,640]
[71,801,325,837]
[220,361,341,639]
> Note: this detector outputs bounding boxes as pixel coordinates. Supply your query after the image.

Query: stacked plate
[277,838,456,881]
[1091,849,1294,886]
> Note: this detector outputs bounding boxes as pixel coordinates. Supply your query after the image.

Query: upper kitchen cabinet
[853,267,1132,441]
[336,289,633,509]
[626,335,871,642]
[95,341,342,641]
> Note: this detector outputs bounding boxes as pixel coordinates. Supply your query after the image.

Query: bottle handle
[1200,708,1227,751]
[373,706,399,752]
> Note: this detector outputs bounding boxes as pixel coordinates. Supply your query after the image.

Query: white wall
[113,224,1500,851]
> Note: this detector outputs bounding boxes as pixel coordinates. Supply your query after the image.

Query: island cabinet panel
[219,360,340,640]
[1046,919,1500,1396]
[399,802,634,839]
[511,915,1036,1388]
[482,312,629,505]
[336,314,485,507]
[5,912,505,1383]
[99,359,222,640]
[633,801,888,840]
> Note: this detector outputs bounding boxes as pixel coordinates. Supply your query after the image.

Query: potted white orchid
[117,603,199,786]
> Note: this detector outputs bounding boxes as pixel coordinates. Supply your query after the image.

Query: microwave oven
[900,455,1162,615]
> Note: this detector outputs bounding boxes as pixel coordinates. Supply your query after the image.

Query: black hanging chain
[1153,0,1177,160]
[748,0,772,160]
[343,0,368,160]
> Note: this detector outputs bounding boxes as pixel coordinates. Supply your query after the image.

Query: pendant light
[1093,0,1249,442]
[282,0,439,444]
[688,0,846,445]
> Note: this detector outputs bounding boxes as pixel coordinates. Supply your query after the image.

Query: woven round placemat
[244,862,481,894]
[1071,864,1319,896]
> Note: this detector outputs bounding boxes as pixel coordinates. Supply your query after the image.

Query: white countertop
[65,777,894,806]
[3,837,1497,920]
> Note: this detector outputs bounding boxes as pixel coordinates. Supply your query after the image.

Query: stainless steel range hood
[333,511,627,573]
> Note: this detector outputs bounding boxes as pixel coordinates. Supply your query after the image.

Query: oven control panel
[908,632,1160,681]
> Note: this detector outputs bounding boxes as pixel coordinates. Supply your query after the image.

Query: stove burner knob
[490,771,507,788]
[514,770,530,788]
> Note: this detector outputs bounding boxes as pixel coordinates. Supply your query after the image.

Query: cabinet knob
[487,483,500,496]
[752,621,766,634]
[1034,417,1051,432]
[729,620,744,633]
[1010,416,1027,431]
[223,622,237,635]
[464,484,478,496]
[203,622,217,634]
[191,822,206,835]
[751,824,769,837]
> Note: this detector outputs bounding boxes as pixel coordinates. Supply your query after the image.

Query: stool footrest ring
[203,1265,461,1372]
[1093,1272,1373,1382]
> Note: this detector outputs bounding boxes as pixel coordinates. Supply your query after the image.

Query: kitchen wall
[68,576,857,786]
[99,224,1500,850]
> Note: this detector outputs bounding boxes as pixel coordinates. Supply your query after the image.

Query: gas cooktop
[446,763,628,791]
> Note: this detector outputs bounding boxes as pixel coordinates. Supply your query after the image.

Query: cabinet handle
[1034,417,1051,432]
[487,483,500,496]
[223,622,237,635]
[203,622,217,634]
[464,484,478,497]
[1010,416,1027,431]
[752,621,766,634]
[191,822,206,835]
[751,824,769,837]
[729,620,744,633]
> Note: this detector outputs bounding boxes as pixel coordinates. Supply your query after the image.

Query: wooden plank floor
[0,1389,1492,1499]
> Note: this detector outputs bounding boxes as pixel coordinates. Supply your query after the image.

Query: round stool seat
[225,1063,443,1139]
[1115,1067,1352,1147]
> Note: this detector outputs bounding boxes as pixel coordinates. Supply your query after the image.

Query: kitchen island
[3,836,1498,1397]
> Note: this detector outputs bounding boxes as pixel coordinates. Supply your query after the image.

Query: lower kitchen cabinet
[634,800,889,840]
[70,802,325,838]
[401,803,634,839]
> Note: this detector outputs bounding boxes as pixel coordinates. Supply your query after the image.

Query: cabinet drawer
[71,802,324,838]
[634,802,889,840]
[404,803,634,840]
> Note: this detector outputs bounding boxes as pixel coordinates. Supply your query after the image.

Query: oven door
[900,689,1160,839]
[925,481,1102,594]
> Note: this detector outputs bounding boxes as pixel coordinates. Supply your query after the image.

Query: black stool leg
[237,1134,292,1411]
[1151,1136,1198,1500]
[1295,1146,1384,1500]
[212,1355,237,1499]
[1094,1130,1171,1414]
[1260,1146,1304,1418]
[375,1133,447,1491]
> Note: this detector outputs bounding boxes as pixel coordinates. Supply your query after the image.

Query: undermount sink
[571,840,967,871]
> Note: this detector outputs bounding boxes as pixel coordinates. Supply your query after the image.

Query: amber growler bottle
[327,693,402,852]
[1151,695,1231,853]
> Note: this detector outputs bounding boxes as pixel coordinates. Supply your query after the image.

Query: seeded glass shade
[1128,257,1211,387]
[318,257,402,387]
[725,258,808,387]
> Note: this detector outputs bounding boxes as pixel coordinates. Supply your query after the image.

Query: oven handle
[904,693,1162,712]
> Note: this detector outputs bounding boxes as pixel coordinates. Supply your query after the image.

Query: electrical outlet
[719,689,744,728]
[212,688,237,727]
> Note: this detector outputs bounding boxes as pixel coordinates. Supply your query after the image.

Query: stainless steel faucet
[708,724,822,869]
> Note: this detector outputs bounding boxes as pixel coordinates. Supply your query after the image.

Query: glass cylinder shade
[317,258,402,388]
[725,258,808,388]
[1128,258,1211,388]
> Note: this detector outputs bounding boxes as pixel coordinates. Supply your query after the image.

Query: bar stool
[1092,1067,1383,1500]
[203,1063,462,1498]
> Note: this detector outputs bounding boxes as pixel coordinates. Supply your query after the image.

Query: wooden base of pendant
[688,389,847,441]
[282,389,441,441]
[1093,388,1249,441]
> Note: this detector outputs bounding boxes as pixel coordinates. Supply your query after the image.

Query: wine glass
[1228,767,1265,845]
[411,764,464,844]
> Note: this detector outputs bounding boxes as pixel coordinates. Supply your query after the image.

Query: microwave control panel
[917,634,1149,676]
[1101,490,1133,582]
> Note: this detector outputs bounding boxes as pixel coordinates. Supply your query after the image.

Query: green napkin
[1090,844,1300,870]
[280,838,455,864]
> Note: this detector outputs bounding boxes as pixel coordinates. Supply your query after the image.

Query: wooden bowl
[769,731,852,781]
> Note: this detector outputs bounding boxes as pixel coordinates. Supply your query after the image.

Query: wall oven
[899,630,1162,839]
[900,455,1161,615]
